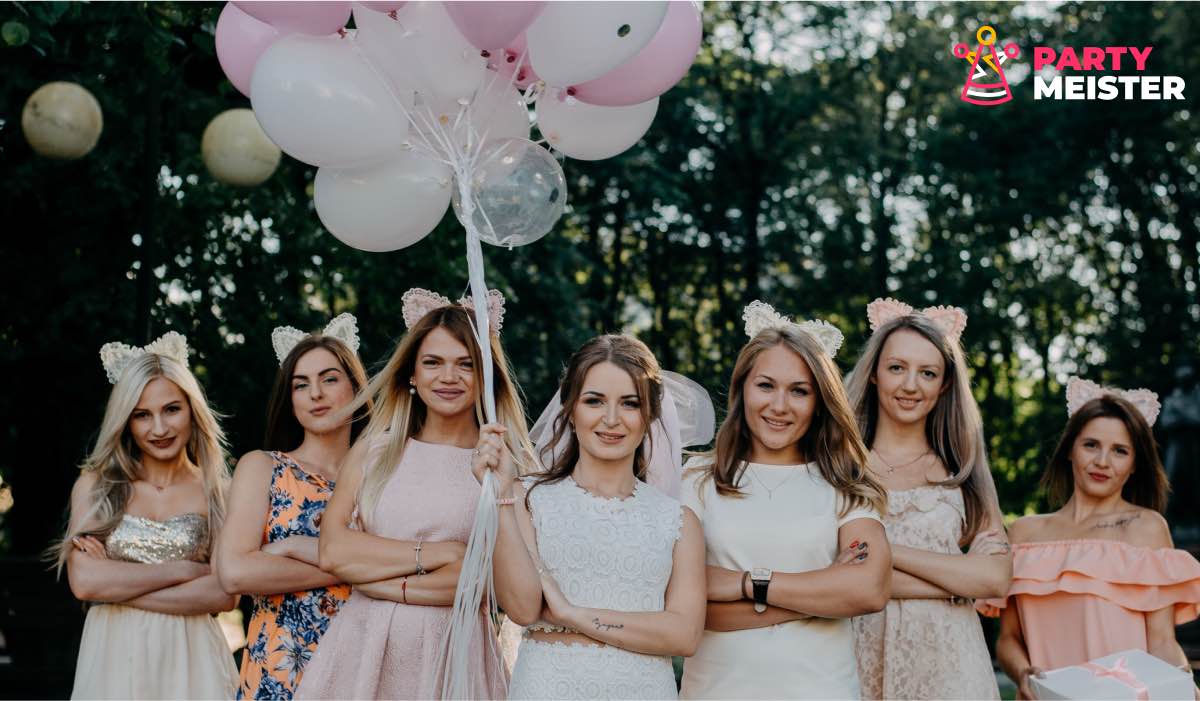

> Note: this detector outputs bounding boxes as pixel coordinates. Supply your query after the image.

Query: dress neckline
[275,451,337,487]
[408,436,475,452]
[567,474,641,503]
[122,511,206,526]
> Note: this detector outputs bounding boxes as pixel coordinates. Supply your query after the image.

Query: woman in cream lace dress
[846,299,1010,700]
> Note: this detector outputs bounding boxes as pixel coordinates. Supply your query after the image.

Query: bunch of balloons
[216,0,702,253]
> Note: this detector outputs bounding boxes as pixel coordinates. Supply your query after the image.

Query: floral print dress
[237,452,351,700]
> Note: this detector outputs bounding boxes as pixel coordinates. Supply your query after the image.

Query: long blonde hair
[698,328,887,517]
[348,305,535,529]
[51,353,230,572]
[844,314,993,544]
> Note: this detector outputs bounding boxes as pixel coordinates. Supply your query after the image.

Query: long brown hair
[845,315,995,544]
[1041,395,1169,512]
[264,336,369,451]
[697,328,886,517]
[343,305,535,529]
[525,335,663,505]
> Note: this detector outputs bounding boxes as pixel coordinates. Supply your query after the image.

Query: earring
[409,378,416,396]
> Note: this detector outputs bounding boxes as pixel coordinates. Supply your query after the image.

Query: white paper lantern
[21,81,103,160]
[201,108,282,186]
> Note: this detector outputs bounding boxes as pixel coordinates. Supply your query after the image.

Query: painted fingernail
[857,553,868,560]
[857,542,868,549]
[849,540,859,549]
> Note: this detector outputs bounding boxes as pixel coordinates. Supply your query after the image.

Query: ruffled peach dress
[978,539,1200,670]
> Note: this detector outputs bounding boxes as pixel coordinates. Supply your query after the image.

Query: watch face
[751,567,771,581]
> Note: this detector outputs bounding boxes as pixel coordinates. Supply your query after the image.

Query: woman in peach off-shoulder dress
[987,378,1200,700]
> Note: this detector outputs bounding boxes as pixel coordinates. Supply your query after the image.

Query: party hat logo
[952,25,1021,106]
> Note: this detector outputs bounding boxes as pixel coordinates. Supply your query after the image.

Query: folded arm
[215,451,342,595]
[317,446,464,584]
[123,573,240,615]
[547,508,707,657]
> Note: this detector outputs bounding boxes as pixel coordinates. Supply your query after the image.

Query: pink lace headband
[1066,376,1161,426]
[400,287,506,336]
[867,297,967,342]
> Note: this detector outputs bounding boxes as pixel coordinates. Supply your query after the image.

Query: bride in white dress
[482,334,708,699]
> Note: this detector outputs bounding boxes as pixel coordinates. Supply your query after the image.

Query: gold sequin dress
[71,513,239,700]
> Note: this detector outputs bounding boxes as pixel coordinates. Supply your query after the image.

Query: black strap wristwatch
[750,567,773,613]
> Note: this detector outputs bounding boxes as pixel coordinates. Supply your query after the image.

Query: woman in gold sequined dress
[51,335,240,699]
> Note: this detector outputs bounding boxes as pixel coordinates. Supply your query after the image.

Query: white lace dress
[852,486,999,700]
[507,475,683,700]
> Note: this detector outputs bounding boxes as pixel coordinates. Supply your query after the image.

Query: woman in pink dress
[986,378,1200,700]
[295,289,535,700]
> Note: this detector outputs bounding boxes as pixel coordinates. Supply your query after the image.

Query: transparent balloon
[452,138,566,247]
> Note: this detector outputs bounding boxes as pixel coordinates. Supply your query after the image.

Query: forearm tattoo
[1093,513,1140,529]
[592,617,624,632]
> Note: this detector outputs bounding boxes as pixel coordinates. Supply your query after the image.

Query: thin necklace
[746,464,799,500]
[872,448,931,474]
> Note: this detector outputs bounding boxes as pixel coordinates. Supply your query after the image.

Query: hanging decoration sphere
[451,138,566,248]
[21,81,103,160]
[202,108,282,187]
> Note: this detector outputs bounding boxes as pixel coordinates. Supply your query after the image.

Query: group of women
[56,288,1200,700]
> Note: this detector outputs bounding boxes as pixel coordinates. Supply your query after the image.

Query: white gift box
[1031,649,1194,700]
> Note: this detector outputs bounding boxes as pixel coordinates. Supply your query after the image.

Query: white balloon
[358,2,486,105]
[527,1,667,86]
[201,108,282,186]
[251,33,410,168]
[314,150,452,252]
[536,94,658,161]
[465,80,530,145]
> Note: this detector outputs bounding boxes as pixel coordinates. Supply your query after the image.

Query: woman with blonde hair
[679,301,891,700]
[296,289,533,700]
[216,315,369,699]
[846,298,1010,700]
[989,380,1200,700]
[55,332,239,699]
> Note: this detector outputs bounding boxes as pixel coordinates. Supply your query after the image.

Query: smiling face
[742,344,815,463]
[128,376,192,464]
[873,328,947,428]
[412,326,478,420]
[571,361,646,467]
[291,346,356,436]
[1069,416,1136,501]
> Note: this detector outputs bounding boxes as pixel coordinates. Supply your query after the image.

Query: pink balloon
[445,1,545,51]
[233,1,351,35]
[358,1,407,12]
[487,33,540,90]
[216,3,280,97]
[571,0,701,107]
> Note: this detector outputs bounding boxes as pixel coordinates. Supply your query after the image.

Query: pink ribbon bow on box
[1081,658,1149,700]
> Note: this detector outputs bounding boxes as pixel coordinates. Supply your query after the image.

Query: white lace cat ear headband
[742,300,844,357]
[866,297,967,342]
[99,331,190,384]
[271,313,361,366]
[1066,376,1161,426]
[401,287,506,336]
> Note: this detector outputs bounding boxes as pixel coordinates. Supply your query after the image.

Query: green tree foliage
[3,1,1198,559]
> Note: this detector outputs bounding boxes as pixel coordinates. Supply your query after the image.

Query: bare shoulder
[1008,513,1053,544]
[1124,508,1173,549]
[235,449,275,472]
